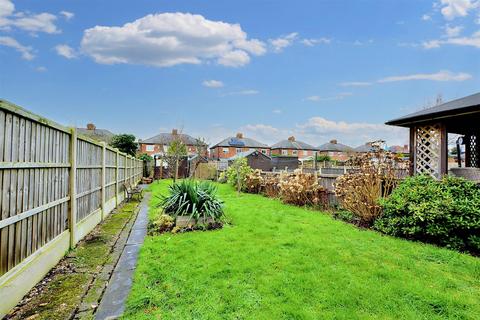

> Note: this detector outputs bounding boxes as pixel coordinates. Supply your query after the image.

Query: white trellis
[414,124,442,178]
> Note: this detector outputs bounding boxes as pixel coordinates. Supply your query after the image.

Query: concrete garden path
[95,191,150,320]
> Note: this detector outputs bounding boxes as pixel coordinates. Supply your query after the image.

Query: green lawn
[124,180,480,320]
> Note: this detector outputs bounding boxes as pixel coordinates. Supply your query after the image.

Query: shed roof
[318,140,353,152]
[271,138,317,151]
[386,92,480,127]
[211,136,269,149]
[226,149,271,161]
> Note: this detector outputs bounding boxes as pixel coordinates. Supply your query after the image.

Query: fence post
[115,150,119,207]
[101,142,106,220]
[68,128,77,248]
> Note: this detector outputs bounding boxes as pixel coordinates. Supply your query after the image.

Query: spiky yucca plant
[159,180,224,222]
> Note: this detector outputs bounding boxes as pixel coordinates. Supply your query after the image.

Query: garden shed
[226,150,273,171]
[386,92,480,179]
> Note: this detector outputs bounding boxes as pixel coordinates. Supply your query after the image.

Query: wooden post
[439,124,448,177]
[68,128,77,248]
[115,150,119,207]
[101,142,106,220]
[409,126,415,176]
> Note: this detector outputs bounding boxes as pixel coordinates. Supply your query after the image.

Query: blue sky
[1,0,479,147]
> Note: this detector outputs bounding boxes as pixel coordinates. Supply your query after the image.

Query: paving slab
[95,193,150,320]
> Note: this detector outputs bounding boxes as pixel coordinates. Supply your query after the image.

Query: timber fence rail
[0,99,142,317]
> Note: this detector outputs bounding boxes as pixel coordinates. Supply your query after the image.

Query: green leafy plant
[110,134,138,156]
[225,158,253,192]
[148,214,175,235]
[375,175,480,254]
[159,180,224,223]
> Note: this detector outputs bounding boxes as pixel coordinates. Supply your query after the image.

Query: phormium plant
[159,180,224,223]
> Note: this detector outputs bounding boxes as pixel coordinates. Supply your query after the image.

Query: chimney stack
[172,129,178,135]
[330,139,337,144]
[288,136,295,142]
[86,123,96,131]
[236,132,243,139]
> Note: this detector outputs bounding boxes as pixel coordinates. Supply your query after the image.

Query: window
[236,148,242,153]
[292,150,298,155]
[282,150,288,156]
[222,148,229,154]
[145,145,155,152]
[261,149,267,154]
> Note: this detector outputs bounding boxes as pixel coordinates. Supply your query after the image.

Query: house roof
[226,149,271,161]
[386,92,480,127]
[210,136,268,149]
[76,127,116,143]
[141,132,205,146]
[318,140,353,152]
[271,139,318,151]
[354,143,375,153]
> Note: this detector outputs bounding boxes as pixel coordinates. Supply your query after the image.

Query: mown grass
[125,180,480,320]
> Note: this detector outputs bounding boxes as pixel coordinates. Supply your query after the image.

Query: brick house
[271,136,318,158]
[139,129,207,156]
[318,139,354,161]
[210,133,270,160]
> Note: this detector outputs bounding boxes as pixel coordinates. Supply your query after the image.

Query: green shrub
[225,158,253,191]
[159,180,224,222]
[375,175,480,254]
[148,214,175,235]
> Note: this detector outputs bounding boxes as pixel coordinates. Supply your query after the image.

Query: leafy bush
[159,180,224,223]
[245,169,263,194]
[263,174,280,198]
[278,170,328,207]
[375,175,480,254]
[335,145,406,226]
[148,214,175,235]
[225,158,253,191]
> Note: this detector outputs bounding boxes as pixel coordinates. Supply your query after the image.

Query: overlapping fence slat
[0,100,142,317]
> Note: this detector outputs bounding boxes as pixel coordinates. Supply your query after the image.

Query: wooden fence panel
[0,108,70,276]
[0,100,142,317]
[76,139,102,222]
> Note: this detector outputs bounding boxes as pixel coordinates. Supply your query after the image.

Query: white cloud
[60,11,74,21]
[378,70,472,82]
[55,44,77,59]
[80,12,266,68]
[0,36,34,60]
[339,81,372,87]
[272,109,282,114]
[217,49,250,67]
[301,37,331,46]
[440,0,479,20]
[423,30,480,48]
[422,14,432,20]
[0,1,59,34]
[296,117,408,146]
[11,12,58,34]
[223,89,259,96]
[36,66,47,72]
[269,32,298,52]
[0,0,14,18]
[305,92,352,102]
[202,80,224,88]
[444,24,463,37]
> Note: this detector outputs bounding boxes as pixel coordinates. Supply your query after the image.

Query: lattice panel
[467,134,480,168]
[415,124,441,177]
